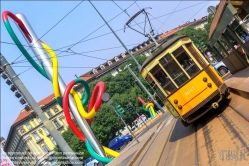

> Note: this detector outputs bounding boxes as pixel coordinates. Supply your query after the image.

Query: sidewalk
[224,67,249,98]
[107,112,172,166]
[133,112,164,136]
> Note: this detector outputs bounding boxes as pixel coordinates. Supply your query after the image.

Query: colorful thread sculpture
[137,97,156,118]
[2,10,119,163]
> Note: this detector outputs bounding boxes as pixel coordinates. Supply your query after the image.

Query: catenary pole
[89,1,165,114]
[127,65,165,114]
[0,54,82,166]
[89,0,142,71]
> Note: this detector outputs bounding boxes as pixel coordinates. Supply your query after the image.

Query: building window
[53,107,59,113]
[51,138,57,145]
[20,128,26,134]
[107,61,112,66]
[41,144,50,153]
[42,127,50,135]
[46,110,53,118]
[121,53,126,58]
[92,69,98,74]
[53,120,61,128]
[37,118,42,124]
[100,65,105,70]
[114,57,119,62]
[26,123,32,130]
[32,132,41,141]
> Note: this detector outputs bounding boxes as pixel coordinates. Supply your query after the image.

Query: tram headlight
[178,105,182,109]
[174,100,178,104]
[203,77,207,82]
[207,83,212,87]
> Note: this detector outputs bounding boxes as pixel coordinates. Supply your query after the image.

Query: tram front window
[159,53,188,87]
[145,75,167,100]
[150,65,177,94]
[174,48,200,77]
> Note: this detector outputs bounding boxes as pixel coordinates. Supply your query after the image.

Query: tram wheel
[181,119,189,127]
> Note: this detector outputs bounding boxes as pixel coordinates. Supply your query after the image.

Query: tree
[54,55,152,161]
[53,127,90,165]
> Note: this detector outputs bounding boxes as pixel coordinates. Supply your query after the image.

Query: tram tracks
[109,91,249,166]
[196,93,249,166]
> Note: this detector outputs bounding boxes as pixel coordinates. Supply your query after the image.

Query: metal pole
[148,33,159,47]
[226,25,249,56]
[130,102,149,130]
[16,14,106,157]
[212,45,224,60]
[234,14,249,35]
[89,0,142,71]
[127,65,165,114]
[110,105,139,143]
[217,40,229,57]
[135,111,149,130]
[221,34,248,66]
[0,54,82,166]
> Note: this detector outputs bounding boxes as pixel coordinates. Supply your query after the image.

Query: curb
[127,119,168,166]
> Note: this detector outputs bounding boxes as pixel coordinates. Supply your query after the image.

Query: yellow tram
[140,36,228,126]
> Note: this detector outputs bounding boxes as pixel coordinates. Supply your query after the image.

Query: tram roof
[141,35,187,71]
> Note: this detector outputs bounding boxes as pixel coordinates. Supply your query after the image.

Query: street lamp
[19,98,26,105]
[1,73,7,79]
[15,91,22,98]
[24,105,31,111]
[0,68,3,74]
[10,85,17,92]
[6,79,12,85]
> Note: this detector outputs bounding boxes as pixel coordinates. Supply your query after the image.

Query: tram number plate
[184,86,196,96]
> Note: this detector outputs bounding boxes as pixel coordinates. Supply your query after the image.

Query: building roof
[9,15,208,132]
[12,110,31,125]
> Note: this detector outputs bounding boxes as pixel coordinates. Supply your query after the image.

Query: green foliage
[54,127,90,165]
[55,55,154,158]
[175,18,224,60]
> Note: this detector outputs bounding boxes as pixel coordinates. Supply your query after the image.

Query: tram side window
[159,53,188,87]
[185,43,207,67]
[174,47,200,77]
[145,75,167,100]
[150,65,177,94]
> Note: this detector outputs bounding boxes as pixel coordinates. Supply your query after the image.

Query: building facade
[3,99,77,165]
[1,137,6,150]
[4,15,208,165]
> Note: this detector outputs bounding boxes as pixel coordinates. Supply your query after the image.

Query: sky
[0,1,219,139]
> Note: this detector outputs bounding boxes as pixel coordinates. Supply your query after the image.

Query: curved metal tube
[15,13,106,157]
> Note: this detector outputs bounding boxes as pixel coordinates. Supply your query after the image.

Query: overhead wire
[6,1,137,69]
[157,1,182,32]
[53,0,208,51]
[1,41,139,64]
[11,65,97,69]
[5,1,209,67]
[13,0,207,60]
[134,1,159,35]
[112,0,148,36]
[11,0,85,64]
[55,1,137,55]
[17,67,33,75]
[187,0,210,22]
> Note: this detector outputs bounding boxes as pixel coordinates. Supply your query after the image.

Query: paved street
[107,90,249,166]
